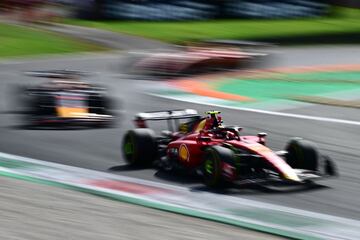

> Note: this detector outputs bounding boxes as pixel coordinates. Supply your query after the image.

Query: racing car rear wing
[135,109,199,120]
[134,109,200,130]
[24,70,92,79]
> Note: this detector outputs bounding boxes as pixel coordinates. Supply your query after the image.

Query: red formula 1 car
[132,41,268,77]
[122,109,337,188]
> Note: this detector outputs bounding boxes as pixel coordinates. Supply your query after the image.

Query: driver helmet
[204,111,223,130]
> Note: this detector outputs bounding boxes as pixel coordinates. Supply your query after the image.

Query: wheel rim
[204,158,214,175]
[124,137,134,160]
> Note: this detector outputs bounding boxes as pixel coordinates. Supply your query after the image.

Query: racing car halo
[122,109,337,188]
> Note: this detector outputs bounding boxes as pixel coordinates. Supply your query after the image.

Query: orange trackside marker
[170,64,360,103]
[173,80,253,102]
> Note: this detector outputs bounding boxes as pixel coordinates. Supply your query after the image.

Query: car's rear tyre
[89,95,112,114]
[285,138,318,171]
[122,128,158,167]
[202,146,234,188]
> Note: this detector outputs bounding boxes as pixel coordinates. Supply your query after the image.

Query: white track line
[149,93,360,126]
[0,151,360,228]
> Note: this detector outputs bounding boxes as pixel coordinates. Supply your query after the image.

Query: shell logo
[179,144,190,162]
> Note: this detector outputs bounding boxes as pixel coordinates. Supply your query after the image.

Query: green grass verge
[63,7,360,44]
[0,23,105,58]
[214,71,360,102]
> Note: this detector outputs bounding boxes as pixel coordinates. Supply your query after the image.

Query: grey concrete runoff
[0,176,285,240]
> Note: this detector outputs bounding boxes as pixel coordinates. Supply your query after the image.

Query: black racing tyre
[285,138,318,171]
[202,145,235,188]
[89,95,109,114]
[324,156,338,176]
[122,128,158,166]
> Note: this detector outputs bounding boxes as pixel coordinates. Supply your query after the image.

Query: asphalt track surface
[0,176,284,240]
[0,46,360,223]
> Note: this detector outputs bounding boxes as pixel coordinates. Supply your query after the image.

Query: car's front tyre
[285,138,318,171]
[202,146,234,188]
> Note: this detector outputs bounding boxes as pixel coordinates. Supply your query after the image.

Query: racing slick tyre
[89,95,113,114]
[285,138,318,171]
[202,146,234,189]
[122,128,158,167]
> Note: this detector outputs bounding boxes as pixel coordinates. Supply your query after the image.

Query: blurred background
[1,1,359,19]
[1,0,359,21]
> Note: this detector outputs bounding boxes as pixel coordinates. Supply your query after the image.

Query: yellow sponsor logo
[179,144,190,162]
[56,107,88,118]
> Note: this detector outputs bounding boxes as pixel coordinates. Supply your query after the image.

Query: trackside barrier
[0,152,359,240]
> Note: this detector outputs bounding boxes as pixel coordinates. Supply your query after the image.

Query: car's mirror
[257,132,267,145]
